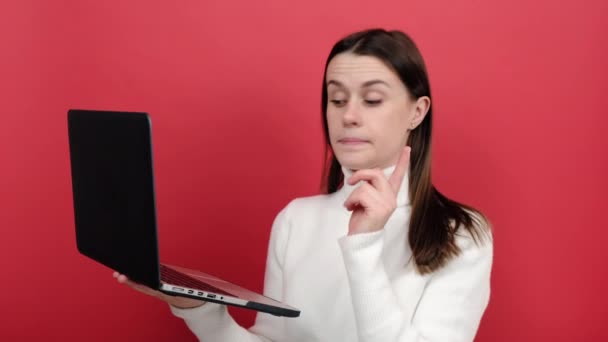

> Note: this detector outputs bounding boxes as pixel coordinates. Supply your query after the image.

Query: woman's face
[325,52,429,171]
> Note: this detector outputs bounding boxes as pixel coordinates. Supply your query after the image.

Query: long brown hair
[321,29,490,274]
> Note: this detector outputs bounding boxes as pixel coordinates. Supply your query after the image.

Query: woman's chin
[336,156,374,171]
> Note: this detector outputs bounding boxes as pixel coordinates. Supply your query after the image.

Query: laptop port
[197,292,204,296]
[207,294,216,299]
[187,290,194,294]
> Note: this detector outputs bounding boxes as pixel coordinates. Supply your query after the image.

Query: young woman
[115,28,493,342]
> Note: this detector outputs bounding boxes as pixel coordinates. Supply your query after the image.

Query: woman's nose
[342,103,362,127]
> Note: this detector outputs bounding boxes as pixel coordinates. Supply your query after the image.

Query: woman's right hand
[113,271,206,309]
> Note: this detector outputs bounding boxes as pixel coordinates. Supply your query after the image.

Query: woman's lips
[338,138,369,145]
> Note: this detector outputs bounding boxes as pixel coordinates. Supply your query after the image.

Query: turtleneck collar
[336,164,410,208]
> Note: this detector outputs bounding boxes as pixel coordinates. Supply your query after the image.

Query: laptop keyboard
[160,264,235,297]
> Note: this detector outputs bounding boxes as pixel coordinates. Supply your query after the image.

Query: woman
[115,28,493,341]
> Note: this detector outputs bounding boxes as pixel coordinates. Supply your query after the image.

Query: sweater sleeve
[338,224,493,342]
[169,203,293,342]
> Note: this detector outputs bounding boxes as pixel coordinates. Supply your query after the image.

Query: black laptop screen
[67,109,161,288]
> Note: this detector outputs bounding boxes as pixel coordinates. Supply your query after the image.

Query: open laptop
[67,109,300,318]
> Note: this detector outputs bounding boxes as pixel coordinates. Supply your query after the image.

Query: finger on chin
[389,147,411,189]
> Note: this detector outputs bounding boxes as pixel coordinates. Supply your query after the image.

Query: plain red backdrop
[1,0,606,340]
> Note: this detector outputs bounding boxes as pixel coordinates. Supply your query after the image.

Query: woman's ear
[410,96,431,130]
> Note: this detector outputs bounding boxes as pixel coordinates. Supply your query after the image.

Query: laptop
[67,109,300,318]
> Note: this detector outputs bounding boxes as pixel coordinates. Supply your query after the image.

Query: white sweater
[171,165,493,342]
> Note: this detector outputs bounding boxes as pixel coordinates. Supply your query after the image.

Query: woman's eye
[365,99,382,106]
[330,99,346,107]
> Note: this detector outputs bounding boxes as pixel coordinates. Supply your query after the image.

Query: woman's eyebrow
[361,79,391,88]
[326,80,344,87]
[326,79,391,88]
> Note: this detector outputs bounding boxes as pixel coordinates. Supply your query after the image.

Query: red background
[1,0,606,340]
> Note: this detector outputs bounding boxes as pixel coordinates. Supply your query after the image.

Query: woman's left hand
[344,146,411,236]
